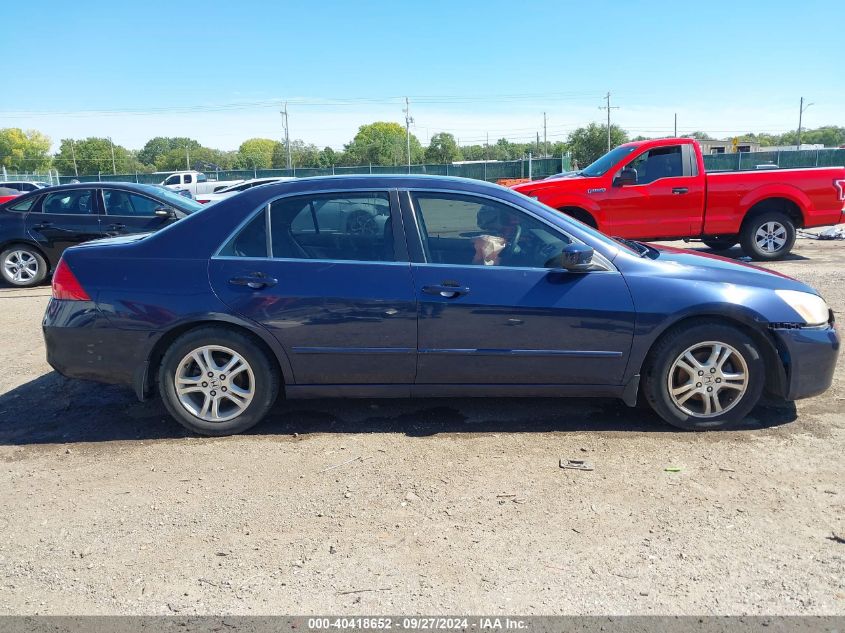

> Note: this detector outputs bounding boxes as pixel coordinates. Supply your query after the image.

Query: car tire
[158,326,280,436]
[0,245,47,287]
[739,211,796,261]
[702,237,738,251]
[643,322,764,430]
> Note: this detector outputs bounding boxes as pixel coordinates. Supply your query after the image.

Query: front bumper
[770,324,840,400]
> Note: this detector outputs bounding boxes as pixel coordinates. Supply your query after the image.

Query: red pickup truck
[512,138,845,260]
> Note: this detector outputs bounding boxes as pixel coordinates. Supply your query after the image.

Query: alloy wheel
[755,221,787,253]
[667,341,749,418]
[3,250,39,284]
[174,345,255,422]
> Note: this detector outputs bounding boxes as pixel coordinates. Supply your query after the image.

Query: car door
[25,189,104,264]
[403,190,635,386]
[209,189,417,386]
[100,189,174,235]
[599,144,703,239]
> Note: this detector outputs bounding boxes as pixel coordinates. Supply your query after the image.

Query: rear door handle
[672,187,689,195]
[32,222,53,230]
[107,223,126,231]
[422,283,470,299]
[229,273,278,289]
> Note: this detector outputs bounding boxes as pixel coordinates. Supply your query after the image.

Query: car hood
[512,174,590,194]
[641,243,816,294]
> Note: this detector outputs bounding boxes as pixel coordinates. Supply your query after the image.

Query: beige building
[697,139,762,154]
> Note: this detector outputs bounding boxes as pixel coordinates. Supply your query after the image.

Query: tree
[566,123,629,166]
[318,146,340,167]
[344,122,423,166]
[685,131,715,141]
[53,137,138,176]
[236,138,278,169]
[0,128,52,172]
[425,132,462,164]
[155,145,237,172]
[138,137,202,168]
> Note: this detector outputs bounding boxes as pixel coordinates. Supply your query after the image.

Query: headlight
[774,289,830,326]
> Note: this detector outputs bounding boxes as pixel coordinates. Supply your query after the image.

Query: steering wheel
[500,224,523,259]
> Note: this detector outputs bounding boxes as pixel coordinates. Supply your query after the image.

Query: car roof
[244,174,506,196]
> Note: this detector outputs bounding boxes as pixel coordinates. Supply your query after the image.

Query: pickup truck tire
[702,237,738,251]
[740,211,796,261]
[643,322,764,431]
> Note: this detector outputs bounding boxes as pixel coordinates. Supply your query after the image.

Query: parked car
[0,182,202,287]
[43,175,838,436]
[160,171,243,196]
[0,180,52,193]
[0,187,20,206]
[195,177,296,204]
[513,138,845,260]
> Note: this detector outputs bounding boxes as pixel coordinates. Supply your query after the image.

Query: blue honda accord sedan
[42,175,839,435]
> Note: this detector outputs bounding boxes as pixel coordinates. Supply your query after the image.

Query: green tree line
[2,123,843,177]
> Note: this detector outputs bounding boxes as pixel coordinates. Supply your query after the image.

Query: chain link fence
[53,156,570,185]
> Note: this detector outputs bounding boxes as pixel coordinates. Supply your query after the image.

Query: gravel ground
[0,238,843,615]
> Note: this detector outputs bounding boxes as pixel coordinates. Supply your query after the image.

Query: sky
[1,0,842,152]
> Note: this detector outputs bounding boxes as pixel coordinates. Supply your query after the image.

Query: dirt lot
[0,238,843,615]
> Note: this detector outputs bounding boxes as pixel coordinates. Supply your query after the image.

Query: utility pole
[598,92,619,151]
[70,140,78,177]
[403,97,413,173]
[109,137,117,174]
[185,145,190,170]
[543,112,548,157]
[485,132,489,162]
[281,102,292,170]
[797,97,814,150]
[674,113,677,137]
[536,132,540,156]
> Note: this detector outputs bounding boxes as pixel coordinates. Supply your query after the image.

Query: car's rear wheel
[702,237,738,251]
[1,245,47,287]
[159,327,280,435]
[739,211,796,260]
[643,323,764,430]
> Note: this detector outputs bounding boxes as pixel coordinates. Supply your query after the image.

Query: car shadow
[0,371,798,446]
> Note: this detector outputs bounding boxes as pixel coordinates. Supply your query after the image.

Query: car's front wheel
[643,323,764,430]
[1,245,47,287]
[702,237,738,251]
[159,326,280,435]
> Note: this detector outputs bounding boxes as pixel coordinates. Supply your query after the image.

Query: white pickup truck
[160,171,243,196]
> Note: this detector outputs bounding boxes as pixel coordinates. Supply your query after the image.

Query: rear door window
[42,190,95,215]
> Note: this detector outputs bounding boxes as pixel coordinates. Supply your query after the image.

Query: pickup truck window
[184,174,193,184]
[581,145,636,177]
[164,175,180,186]
[197,173,208,183]
[624,146,684,184]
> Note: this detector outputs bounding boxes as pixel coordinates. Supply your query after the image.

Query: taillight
[52,259,91,301]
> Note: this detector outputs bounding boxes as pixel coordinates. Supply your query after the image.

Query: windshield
[142,185,203,213]
[580,145,637,177]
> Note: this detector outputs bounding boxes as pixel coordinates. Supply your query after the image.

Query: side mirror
[613,167,638,187]
[154,207,176,219]
[545,243,595,272]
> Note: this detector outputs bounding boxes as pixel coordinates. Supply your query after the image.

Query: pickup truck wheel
[643,323,764,431]
[702,237,737,251]
[740,211,796,261]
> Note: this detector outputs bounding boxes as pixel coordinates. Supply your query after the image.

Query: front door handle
[32,222,53,230]
[422,282,470,299]
[672,187,689,195]
[106,223,126,231]
[229,273,278,289]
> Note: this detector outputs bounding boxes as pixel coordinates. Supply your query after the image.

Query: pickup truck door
[600,144,704,239]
